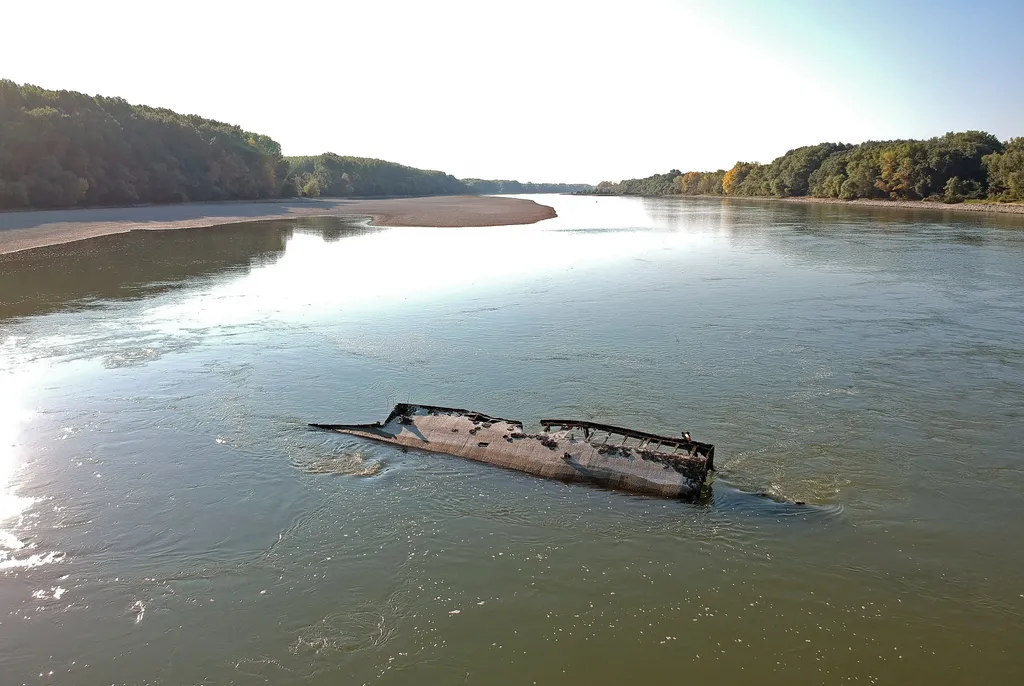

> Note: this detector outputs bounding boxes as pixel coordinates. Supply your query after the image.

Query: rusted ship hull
[311,403,715,500]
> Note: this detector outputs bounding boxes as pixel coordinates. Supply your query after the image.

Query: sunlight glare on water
[0,363,41,568]
[139,220,716,331]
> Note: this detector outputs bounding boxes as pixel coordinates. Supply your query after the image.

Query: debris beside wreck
[311,403,715,500]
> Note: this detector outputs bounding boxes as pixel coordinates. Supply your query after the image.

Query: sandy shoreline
[0,196,557,255]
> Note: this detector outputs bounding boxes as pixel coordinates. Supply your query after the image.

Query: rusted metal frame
[541,418,695,450]
[315,409,715,464]
[386,403,524,429]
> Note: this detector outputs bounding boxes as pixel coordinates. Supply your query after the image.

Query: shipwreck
[310,403,715,500]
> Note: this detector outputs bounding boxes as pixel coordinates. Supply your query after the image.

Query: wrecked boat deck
[311,403,715,500]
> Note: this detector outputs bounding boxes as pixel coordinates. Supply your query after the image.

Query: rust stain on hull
[311,403,715,500]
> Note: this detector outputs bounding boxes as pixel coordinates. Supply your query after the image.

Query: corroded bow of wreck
[311,403,714,500]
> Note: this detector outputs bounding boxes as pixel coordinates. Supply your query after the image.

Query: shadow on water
[0,216,378,320]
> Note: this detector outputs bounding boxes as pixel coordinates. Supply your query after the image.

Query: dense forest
[282,158,593,198]
[0,80,291,209]
[285,154,468,198]
[590,132,1024,203]
[0,80,589,210]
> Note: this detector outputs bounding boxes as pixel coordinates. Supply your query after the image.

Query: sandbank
[0,195,557,255]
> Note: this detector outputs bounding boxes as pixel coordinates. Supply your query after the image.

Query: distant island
[284,154,591,199]
[0,80,591,211]
[586,132,1023,205]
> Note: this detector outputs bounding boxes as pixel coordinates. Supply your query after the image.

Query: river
[1,195,1022,684]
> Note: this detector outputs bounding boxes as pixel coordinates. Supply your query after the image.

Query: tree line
[0,81,591,211]
[0,80,290,209]
[285,154,468,198]
[284,159,594,199]
[461,179,592,194]
[588,132,1024,203]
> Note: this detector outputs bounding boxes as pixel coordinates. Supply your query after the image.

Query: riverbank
[0,196,557,254]
[587,192,1024,216]
[778,196,1024,215]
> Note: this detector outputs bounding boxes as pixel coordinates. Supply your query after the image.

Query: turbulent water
[1,195,1022,684]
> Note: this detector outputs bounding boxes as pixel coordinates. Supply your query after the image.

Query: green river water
[0,195,1022,684]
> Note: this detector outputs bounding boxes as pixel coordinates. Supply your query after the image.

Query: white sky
[0,0,992,183]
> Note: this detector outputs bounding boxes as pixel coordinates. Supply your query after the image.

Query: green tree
[984,138,1024,201]
[302,177,321,197]
[760,143,849,197]
[0,80,289,209]
[599,131,1016,204]
[722,162,755,195]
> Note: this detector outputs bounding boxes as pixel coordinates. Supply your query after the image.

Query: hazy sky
[3,0,1021,183]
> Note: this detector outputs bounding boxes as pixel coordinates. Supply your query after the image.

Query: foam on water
[0,549,65,570]
[291,449,384,477]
